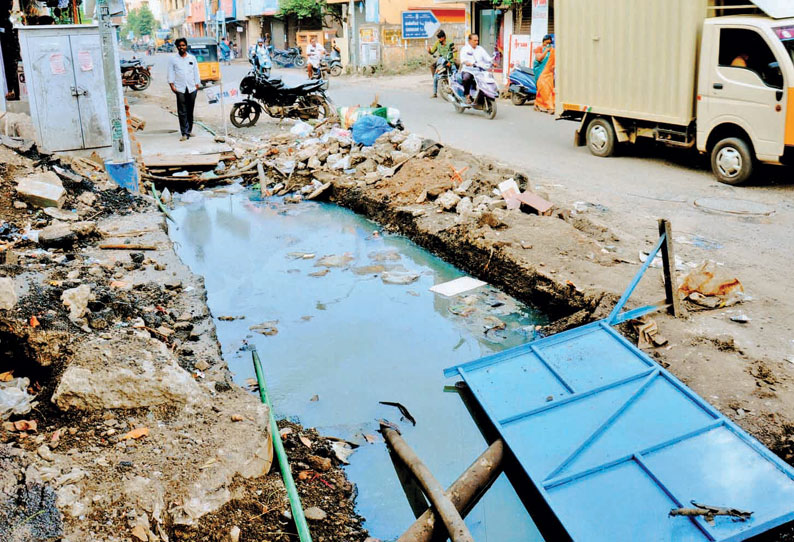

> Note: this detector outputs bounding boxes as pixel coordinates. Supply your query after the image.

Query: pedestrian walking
[167,38,200,141]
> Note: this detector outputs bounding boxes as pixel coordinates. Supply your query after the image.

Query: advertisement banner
[507,34,532,73]
[530,0,548,46]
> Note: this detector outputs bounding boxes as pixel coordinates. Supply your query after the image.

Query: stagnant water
[169,187,548,541]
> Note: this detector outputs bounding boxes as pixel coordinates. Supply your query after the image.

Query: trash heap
[0,136,371,542]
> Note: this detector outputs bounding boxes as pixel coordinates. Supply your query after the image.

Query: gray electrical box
[17,25,130,155]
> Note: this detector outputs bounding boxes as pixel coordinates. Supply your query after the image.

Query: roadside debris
[679,261,745,309]
[669,501,752,524]
[379,401,417,426]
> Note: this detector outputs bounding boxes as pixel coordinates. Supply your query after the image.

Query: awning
[751,0,794,19]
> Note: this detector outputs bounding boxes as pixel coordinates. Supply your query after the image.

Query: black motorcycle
[120,58,152,91]
[230,70,332,127]
[270,46,305,68]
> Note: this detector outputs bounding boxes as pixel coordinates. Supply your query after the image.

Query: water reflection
[169,190,547,542]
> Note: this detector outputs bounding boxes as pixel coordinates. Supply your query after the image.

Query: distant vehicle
[556,0,794,185]
[186,38,220,86]
[154,29,172,50]
[271,46,305,68]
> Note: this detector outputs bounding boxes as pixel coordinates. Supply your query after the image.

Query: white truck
[556,0,794,185]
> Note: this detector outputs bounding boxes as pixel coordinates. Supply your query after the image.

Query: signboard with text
[401,10,440,40]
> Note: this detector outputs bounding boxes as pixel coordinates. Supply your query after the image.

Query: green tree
[135,5,157,37]
[278,0,326,20]
[123,5,157,38]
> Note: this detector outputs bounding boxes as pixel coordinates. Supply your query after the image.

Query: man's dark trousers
[176,90,197,137]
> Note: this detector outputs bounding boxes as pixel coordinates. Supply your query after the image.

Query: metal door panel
[26,35,83,151]
[68,34,111,149]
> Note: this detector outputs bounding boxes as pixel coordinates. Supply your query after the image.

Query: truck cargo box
[556,0,709,126]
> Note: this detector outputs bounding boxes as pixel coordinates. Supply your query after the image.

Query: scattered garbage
[679,261,745,308]
[290,120,314,138]
[337,106,401,129]
[250,321,279,335]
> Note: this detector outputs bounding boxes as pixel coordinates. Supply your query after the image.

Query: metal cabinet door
[68,34,111,149]
[26,35,84,151]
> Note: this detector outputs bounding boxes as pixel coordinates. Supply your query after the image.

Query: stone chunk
[61,284,92,322]
[16,171,66,209]
[38,221,96,248]
[51,333,208,411]
[436,190,462,211]
[0,277,17,310]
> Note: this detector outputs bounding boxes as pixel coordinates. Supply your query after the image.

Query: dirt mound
[372,157,454,204]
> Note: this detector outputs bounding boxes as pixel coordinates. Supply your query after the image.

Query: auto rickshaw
[186,38,220,86]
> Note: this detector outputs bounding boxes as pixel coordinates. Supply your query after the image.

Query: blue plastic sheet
[352,115,393,146]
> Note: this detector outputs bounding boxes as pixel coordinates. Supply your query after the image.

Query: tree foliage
[124,5,158,38]
[278,0,326,20]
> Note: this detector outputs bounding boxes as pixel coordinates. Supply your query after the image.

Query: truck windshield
[774,25,794,66]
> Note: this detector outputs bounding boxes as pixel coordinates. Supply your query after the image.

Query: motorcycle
[328,51,343,77]
[446,66,498,119]
[270,46,305,68]
[434,56,455,99]
[229,70,332,127]
[120,58,152,91]
[508,66,536,106]
[310,58,330,83]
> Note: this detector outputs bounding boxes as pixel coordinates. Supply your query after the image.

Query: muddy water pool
[169,188,547,541]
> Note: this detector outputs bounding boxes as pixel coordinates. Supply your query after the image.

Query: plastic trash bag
[290,120,314,138]
[352,115,394,146]
[1,377,37,420]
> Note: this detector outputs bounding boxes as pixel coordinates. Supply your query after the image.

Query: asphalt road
[129,50,794,367]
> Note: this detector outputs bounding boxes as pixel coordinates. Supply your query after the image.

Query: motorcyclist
[306,36,325,79]
[427,30,455,98]
[251,38,271,76]
[459,33,492,104]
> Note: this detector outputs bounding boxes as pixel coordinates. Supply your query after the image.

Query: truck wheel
[711,137,754,185]
[586,117,617,157]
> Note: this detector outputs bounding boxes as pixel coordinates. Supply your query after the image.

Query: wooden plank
[143,153,221,168]
[658,218,685,318]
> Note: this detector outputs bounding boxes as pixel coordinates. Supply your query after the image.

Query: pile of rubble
[0,137,371,542]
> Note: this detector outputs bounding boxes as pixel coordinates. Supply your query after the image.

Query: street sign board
[401,10,440,40]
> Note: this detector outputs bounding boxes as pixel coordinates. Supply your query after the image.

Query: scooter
[434,56,455,98]
[328,50,343,77]
[249,48,272,78]
[508,66,536,106]
[446,66,498,119]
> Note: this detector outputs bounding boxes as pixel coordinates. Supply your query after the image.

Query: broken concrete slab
[61,284,93,322]
[38,221,96,248]
[51,332,209,411]
[16,171,66,209]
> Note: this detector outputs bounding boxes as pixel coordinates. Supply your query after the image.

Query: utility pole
[95,0,125,161]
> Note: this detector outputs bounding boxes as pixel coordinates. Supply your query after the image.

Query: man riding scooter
[460,33,492,104]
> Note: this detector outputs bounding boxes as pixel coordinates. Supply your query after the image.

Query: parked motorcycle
[230,70,332,127]
[446,66,498,119]
[270,46,305,68]
[328,51,343,77]
[120,58,152,91]
[508,66,536,106]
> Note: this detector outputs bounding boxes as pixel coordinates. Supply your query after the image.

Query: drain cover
[693,197,775,216]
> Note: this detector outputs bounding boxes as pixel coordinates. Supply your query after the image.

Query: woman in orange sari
[533,34,556,113]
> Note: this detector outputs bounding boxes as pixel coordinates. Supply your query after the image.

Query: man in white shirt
[459,34,493,103]
[306,36,325,79]
[167,38,200,141]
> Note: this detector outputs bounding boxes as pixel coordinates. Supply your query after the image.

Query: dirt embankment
[0,143,370,542]
[241,121,794,463]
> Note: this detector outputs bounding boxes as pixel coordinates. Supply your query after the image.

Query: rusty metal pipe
[381,426,475,542]
[398,440,505,542]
